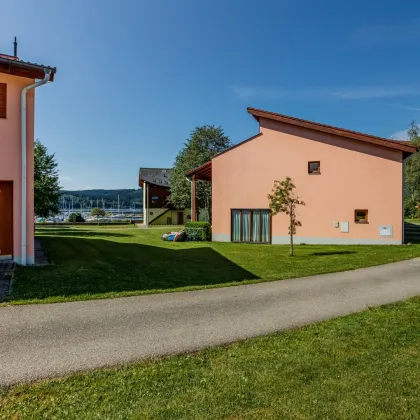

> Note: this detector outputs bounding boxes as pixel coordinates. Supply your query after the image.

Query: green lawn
[6,226,420,304]
[1,297,420,419]
[406,219,420,224]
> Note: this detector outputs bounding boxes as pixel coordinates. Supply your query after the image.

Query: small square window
[308,161,320,174]
[355,210,368,223]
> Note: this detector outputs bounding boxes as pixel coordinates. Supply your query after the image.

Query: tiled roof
[0,54,56,81]
[139,168,172,187]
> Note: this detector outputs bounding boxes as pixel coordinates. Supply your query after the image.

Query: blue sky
[1,0,420,190]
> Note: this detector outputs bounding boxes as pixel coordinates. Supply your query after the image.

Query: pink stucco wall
[0,73,35,263]
[212,117,404,244]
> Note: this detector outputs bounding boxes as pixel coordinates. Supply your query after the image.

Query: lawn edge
[3,254,420,306]
[2,296,416,390]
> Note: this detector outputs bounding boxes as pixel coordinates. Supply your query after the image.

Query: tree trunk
[289,206,294,256]
[289,214,294,257]
[290,230,294,256]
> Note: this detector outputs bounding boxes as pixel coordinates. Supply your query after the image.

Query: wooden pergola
[186,161,212,221]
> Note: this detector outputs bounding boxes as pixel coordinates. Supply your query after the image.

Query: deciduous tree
[405,121,420,216]
[34,140,60,218]
[169,126,231,220]
[91,208,106,217]
[268,177,305,256]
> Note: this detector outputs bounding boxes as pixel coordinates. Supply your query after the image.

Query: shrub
[405,197,420,219]
[67,212,85,222]
[184,221,211,241]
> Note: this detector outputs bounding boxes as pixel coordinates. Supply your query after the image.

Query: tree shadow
[36,226,71,229]
[12,236,258,301]
[35,230,131,238]
[404,223,420,244]
[310,251,356,256]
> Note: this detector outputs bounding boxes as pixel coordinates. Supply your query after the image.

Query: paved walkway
[1,258,420,386]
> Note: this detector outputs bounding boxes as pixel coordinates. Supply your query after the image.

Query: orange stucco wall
[212,117,404,244]
[0,73,35,263]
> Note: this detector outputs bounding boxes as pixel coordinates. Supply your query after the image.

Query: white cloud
[350,19,420,47]
[332,86,420,100]
[392,104,420,112]
[232,86,329,100]
[59,175,72,181]
[83,185,93,190]
[403,105,420,112]
[233,85,420,101]
[391,123,420,141]
[390,129,409,141]
[232,86,287,99]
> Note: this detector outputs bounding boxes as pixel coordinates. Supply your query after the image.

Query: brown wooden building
[138,168,191,225]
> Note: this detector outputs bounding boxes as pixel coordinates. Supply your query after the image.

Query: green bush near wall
[405,197,420,219]
[185,221,212,241]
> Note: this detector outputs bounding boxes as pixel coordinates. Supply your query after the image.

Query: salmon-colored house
[188,107,419,245]
[0,43,56,264]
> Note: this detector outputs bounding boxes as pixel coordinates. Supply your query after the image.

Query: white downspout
[403,157,408,245]
[21,70,51,266]
[146,183,149,227]
[143,181,148,226]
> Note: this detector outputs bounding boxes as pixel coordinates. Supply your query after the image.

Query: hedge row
[184,222,212,241]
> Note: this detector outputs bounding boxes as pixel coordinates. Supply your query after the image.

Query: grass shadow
[310,251,356,256]
[11,236,258,302]
[36,225,71,229]
[36,230,131,238]
[404,223,420,244]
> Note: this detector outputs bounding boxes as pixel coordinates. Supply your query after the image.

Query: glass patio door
[231,209,270,243]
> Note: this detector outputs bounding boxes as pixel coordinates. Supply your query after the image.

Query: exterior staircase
[404,222,420,244]
[148,208,171,225]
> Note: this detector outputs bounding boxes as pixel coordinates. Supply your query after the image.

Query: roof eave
[0,57,56,81]
[247,107,418,156]
[186,161,212,181]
